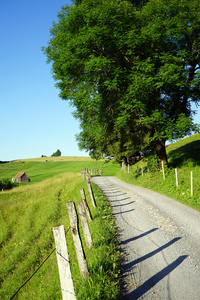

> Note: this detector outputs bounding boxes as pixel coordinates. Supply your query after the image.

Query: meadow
[0,159,121,300]
[1,133,200,299]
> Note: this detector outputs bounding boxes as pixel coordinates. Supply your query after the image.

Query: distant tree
[51,149,61,157]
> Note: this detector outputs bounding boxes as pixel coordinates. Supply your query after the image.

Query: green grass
[1,133,200,299]
[167,133,200,167]
[116,133,200,212]
[0,158,121,299]
[0,157,117,183]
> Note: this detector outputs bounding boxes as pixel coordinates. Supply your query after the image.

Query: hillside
[0,168,121,299]
[116,133,200,212]
[167,133,200,167]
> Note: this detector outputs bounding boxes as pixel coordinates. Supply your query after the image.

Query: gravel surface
[92,176,200,300]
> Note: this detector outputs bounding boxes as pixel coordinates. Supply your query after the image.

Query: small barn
[12,172,30,183]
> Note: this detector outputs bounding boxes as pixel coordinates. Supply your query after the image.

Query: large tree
[43,0,200,165]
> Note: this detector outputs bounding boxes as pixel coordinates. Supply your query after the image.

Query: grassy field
[1,133,200,299]
[0,156,119,184]
[0,169,121,299]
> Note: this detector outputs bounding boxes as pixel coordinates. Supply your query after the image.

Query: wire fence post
[77,202,93,249]
[66,201,89,279]
[137,165,139,176]
[80,188,93,221]
[162,161,165,180]
[87,182,97,208]
[191,171,193,196]
[175,168,178,188]
[53,225,76,300]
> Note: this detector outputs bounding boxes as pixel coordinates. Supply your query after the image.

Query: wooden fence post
[191,171,193,196]
[86,173,90,184]
[77,202,93,249]
[87,182,97,208]
[162,161,165,180]
[80,189,93,221]
[66,201,89,279]
[175,168,178,188]
[52,225,76,300]
[137,165,139,176]
[81,169,84,181]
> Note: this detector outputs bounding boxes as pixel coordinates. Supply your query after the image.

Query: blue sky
[0,1,199,161]
[0,0,89,161]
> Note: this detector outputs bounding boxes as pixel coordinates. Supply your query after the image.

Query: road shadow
[113,209,135,216]
[120,237,184,299]
[121,228,158,245]
[124,237,181,270]
[125,255,188,299]
[112,200,134,207]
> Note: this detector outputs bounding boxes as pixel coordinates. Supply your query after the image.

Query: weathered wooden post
[86,173,90,184]
[66,201,89,279]
[128,164,130,173]
[80,189,93,221]
[52,225,76,300]
[81,168,84,181]
[87,182,97,208]
[162,161,165,180]
[175,168,178,188]
[137,165,139,176]
[77,202,93,249]
[191,171,193,196]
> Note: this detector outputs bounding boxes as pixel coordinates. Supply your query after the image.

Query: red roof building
[12,172,30,183]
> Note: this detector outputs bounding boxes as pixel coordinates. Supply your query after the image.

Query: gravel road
[91,176,200,300]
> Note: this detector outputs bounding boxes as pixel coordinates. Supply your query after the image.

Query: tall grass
[0,172,121,299]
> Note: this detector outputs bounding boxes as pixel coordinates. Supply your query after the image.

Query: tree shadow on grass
[168,140,200,167]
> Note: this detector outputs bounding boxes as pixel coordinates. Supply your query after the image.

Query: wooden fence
[9,169,102,300]
[122,161,197,197]
[53,169,101,299]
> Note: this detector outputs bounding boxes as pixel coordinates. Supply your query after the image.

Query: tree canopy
[43,0,200,165]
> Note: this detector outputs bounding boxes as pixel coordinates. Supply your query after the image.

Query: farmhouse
[12,172,30,183]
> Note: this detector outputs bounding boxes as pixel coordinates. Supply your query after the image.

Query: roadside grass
[0,171,121,300]
[1,133,199,299]
[116,133,200,212]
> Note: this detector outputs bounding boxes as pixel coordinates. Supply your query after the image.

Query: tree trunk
[155,139,168,167]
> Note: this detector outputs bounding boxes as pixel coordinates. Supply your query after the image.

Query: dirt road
[92,176,200,300]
